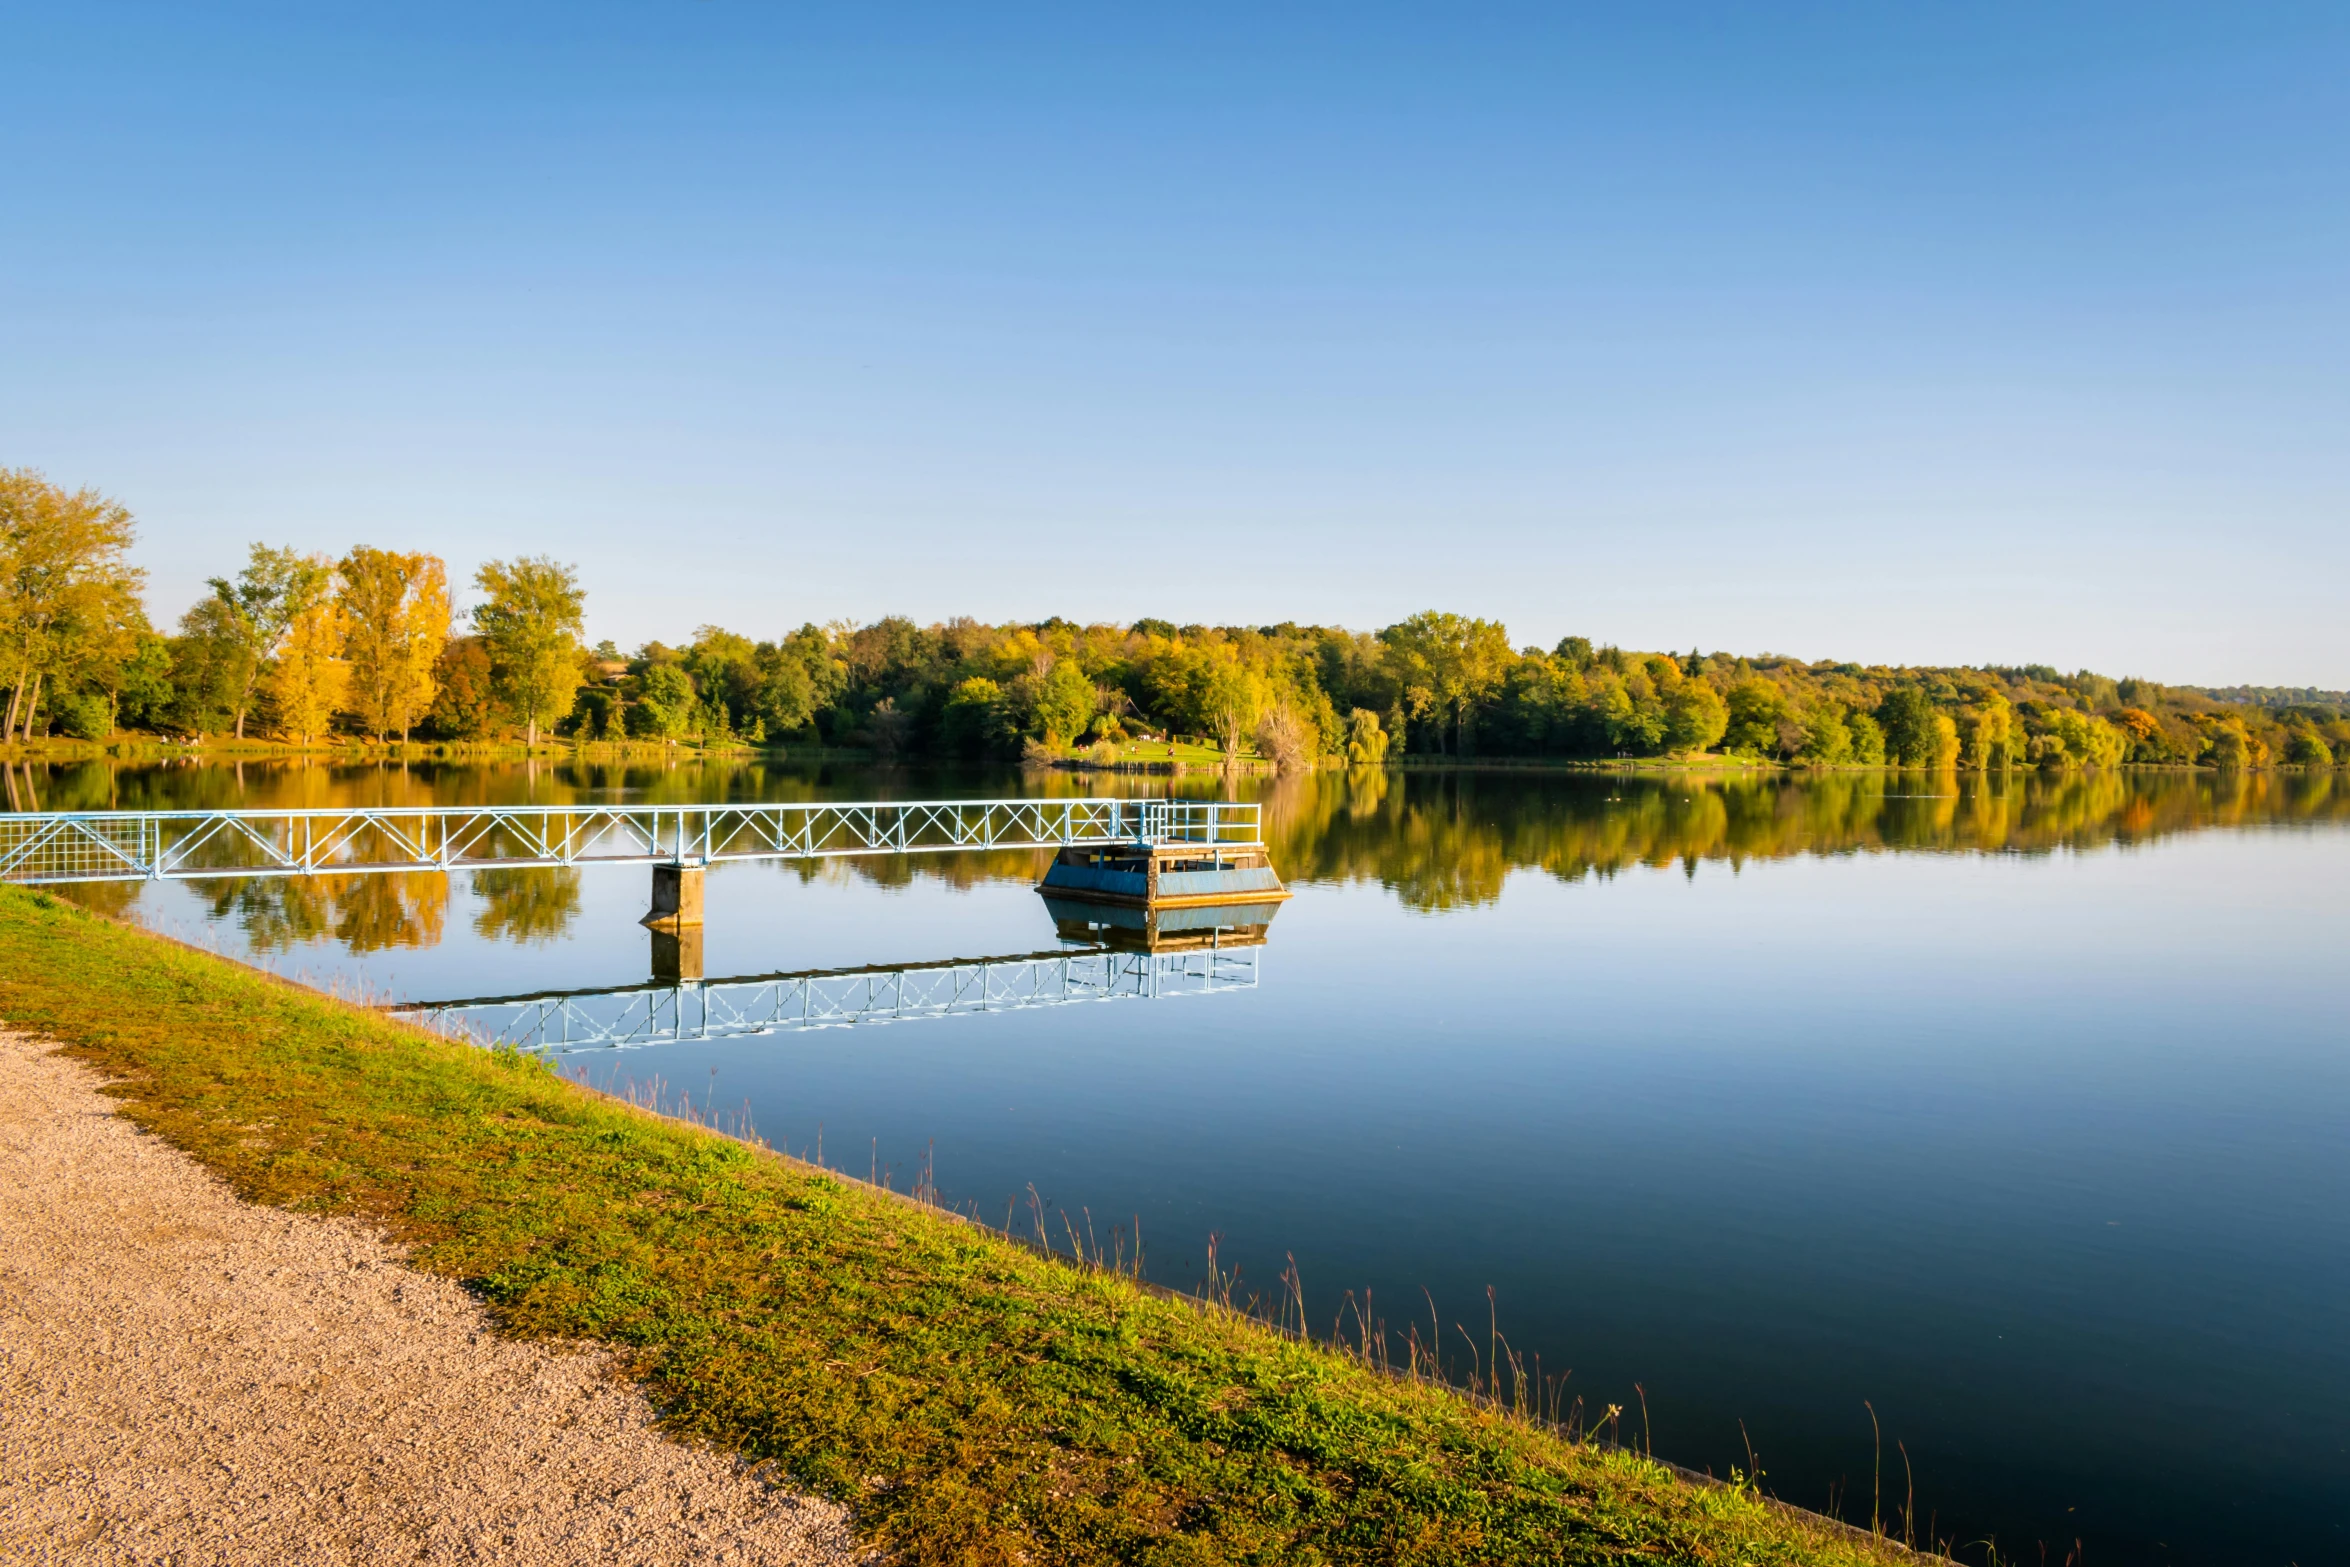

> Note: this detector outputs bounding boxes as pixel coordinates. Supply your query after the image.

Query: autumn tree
[0,469,147,742]
[1965,692,2016,770]
[207,544,331,739]
[426,637,496,740]
[472,556,585,746]
[338,547,451,742]
[2034,708,2127,770]
[2285,731,2334,768]
[2111,706,2163,762]
[266,569,350,744]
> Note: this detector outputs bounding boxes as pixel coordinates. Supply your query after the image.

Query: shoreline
[3,732,2330,780]
[0,885,1945,1566]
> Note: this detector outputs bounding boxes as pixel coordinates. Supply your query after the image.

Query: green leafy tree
[942,676,1008,756]
[1664,680,1729,753]
[1721,678,1786,757]
[1,469,148,742]
[1597,675,1665,754]
[1196,653,1263,759]
[1345,708,1390,765]
[1875,686,1945,767]
[205,544,329,740]
[56,690,111,740]
[162,599,246,734]
[1031,659,1097,745]
[1798,702,1855,764]
[1847,710,1888,765]
[1379,610,1514,755]
[113,631,176,732]
[630,662,696,743]
[472,556,585,746]
[751,643,818,736]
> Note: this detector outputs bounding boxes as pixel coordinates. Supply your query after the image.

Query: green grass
[1089,738,1252,766]
[0,885,1929,1566]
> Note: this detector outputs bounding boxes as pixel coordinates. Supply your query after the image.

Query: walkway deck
[0,799,1260,886]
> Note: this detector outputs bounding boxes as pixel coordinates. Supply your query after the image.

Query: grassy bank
[0,886,1932,1566]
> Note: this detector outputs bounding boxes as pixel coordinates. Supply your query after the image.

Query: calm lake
[16,758,2348,1566]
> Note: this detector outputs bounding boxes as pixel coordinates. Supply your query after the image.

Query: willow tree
[339,547,451,742]
[472,556,585,746]
[0,469,147,742]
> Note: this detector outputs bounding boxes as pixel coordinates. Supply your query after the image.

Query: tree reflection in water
[193,871,449,954]
[1252,766,2347,911]
[469,866,584,944]
[14,757,2350,934]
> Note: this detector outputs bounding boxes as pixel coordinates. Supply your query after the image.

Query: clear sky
[4,4,2345,684]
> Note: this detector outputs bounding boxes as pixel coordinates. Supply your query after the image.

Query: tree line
[4,467,2342,770]
[1,469,584,750]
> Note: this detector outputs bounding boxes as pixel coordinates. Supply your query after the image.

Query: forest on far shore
[5,467,2343,771]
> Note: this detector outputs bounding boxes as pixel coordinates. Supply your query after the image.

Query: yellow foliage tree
[1929,710,1962,769]
[1965,692,2015,770]
[338,548,450,742]
[268,586,349,745]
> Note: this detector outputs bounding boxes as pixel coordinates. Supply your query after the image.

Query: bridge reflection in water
[391,898,1281,1054]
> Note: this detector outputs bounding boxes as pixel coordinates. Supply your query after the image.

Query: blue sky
[4,4,2345,683]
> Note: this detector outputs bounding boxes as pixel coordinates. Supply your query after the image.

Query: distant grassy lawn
[1098,738,1246,765]
[0,886,1925,1567]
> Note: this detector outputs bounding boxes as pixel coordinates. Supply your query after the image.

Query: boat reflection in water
[391,899,1278,1055]
[1037,895,1280,953]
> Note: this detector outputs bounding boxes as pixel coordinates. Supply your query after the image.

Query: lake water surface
[17,758,2348,1566]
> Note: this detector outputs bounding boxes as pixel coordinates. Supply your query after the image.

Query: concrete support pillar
[644,862,705,929]
[650,924,705,983]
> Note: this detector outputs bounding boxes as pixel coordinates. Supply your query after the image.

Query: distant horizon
[8,5,2346,685]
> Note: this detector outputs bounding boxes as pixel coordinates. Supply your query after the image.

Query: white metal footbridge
[392,942,1263,1053]
[0,799,1260,886]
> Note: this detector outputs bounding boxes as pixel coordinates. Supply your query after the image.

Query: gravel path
[0,1030,864,1566]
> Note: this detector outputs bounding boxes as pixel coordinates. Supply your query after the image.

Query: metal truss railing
[0,798,1261,886]
[390,944,1263,1052]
